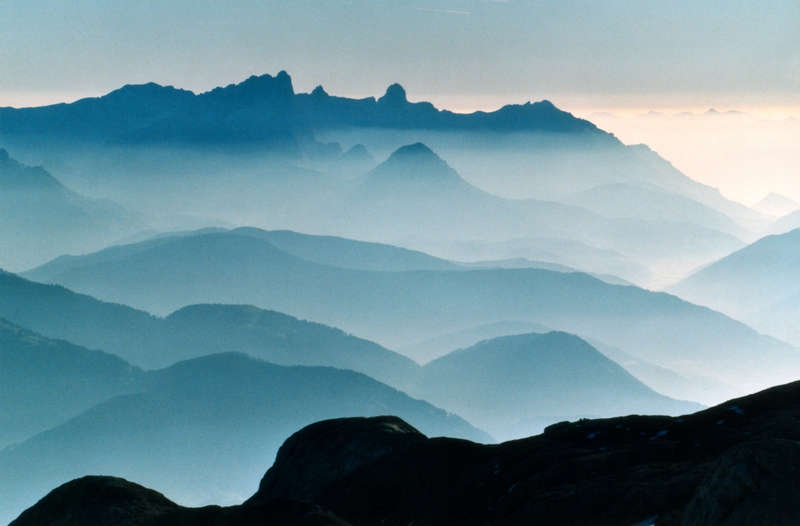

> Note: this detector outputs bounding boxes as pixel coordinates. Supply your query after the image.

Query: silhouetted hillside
[409,332,700,439]
[0,353,488,524]
[18,381,800,525]
[11,476,351,526]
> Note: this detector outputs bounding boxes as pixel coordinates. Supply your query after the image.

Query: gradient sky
[2,0,798,107]
[1,0,799,202]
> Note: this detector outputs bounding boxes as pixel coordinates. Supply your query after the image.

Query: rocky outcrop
[14,381,800,525]
[252,416,426,503]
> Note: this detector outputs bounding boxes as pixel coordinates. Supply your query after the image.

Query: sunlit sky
[2,0,799,204]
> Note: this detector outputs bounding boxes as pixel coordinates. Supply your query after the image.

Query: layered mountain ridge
[14,226,793,403]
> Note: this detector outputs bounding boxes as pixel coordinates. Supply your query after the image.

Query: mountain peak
[311,85,329,97]
[206,71,295,102]
[378,83,408,105]
[241,71,294,95]
[366,143,468,190]
[387,142,439,162]
[379,142,452,173]
[340,143,374,164]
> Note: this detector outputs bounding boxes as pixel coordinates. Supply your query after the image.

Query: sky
[1,0,799,202]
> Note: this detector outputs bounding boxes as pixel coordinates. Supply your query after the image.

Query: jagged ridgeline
[0,71,766,285]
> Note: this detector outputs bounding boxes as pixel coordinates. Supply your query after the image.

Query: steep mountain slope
[670,228,800,345]
[409,332,700,440]
[12,231,797,403]
[0,149,139,270]
[0,319,142,448]
[0,271,418,387]
[0,353,488,525]
[19,382,800,525]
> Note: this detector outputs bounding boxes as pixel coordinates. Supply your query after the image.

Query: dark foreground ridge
[13,382,800,525]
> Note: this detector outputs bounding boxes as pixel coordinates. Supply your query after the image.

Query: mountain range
[4,68,798,526]
[18,226,799,403]
[339,143,744,283]
[0,268,698,443]
[0,72,771,287]
[0,73,604,150]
